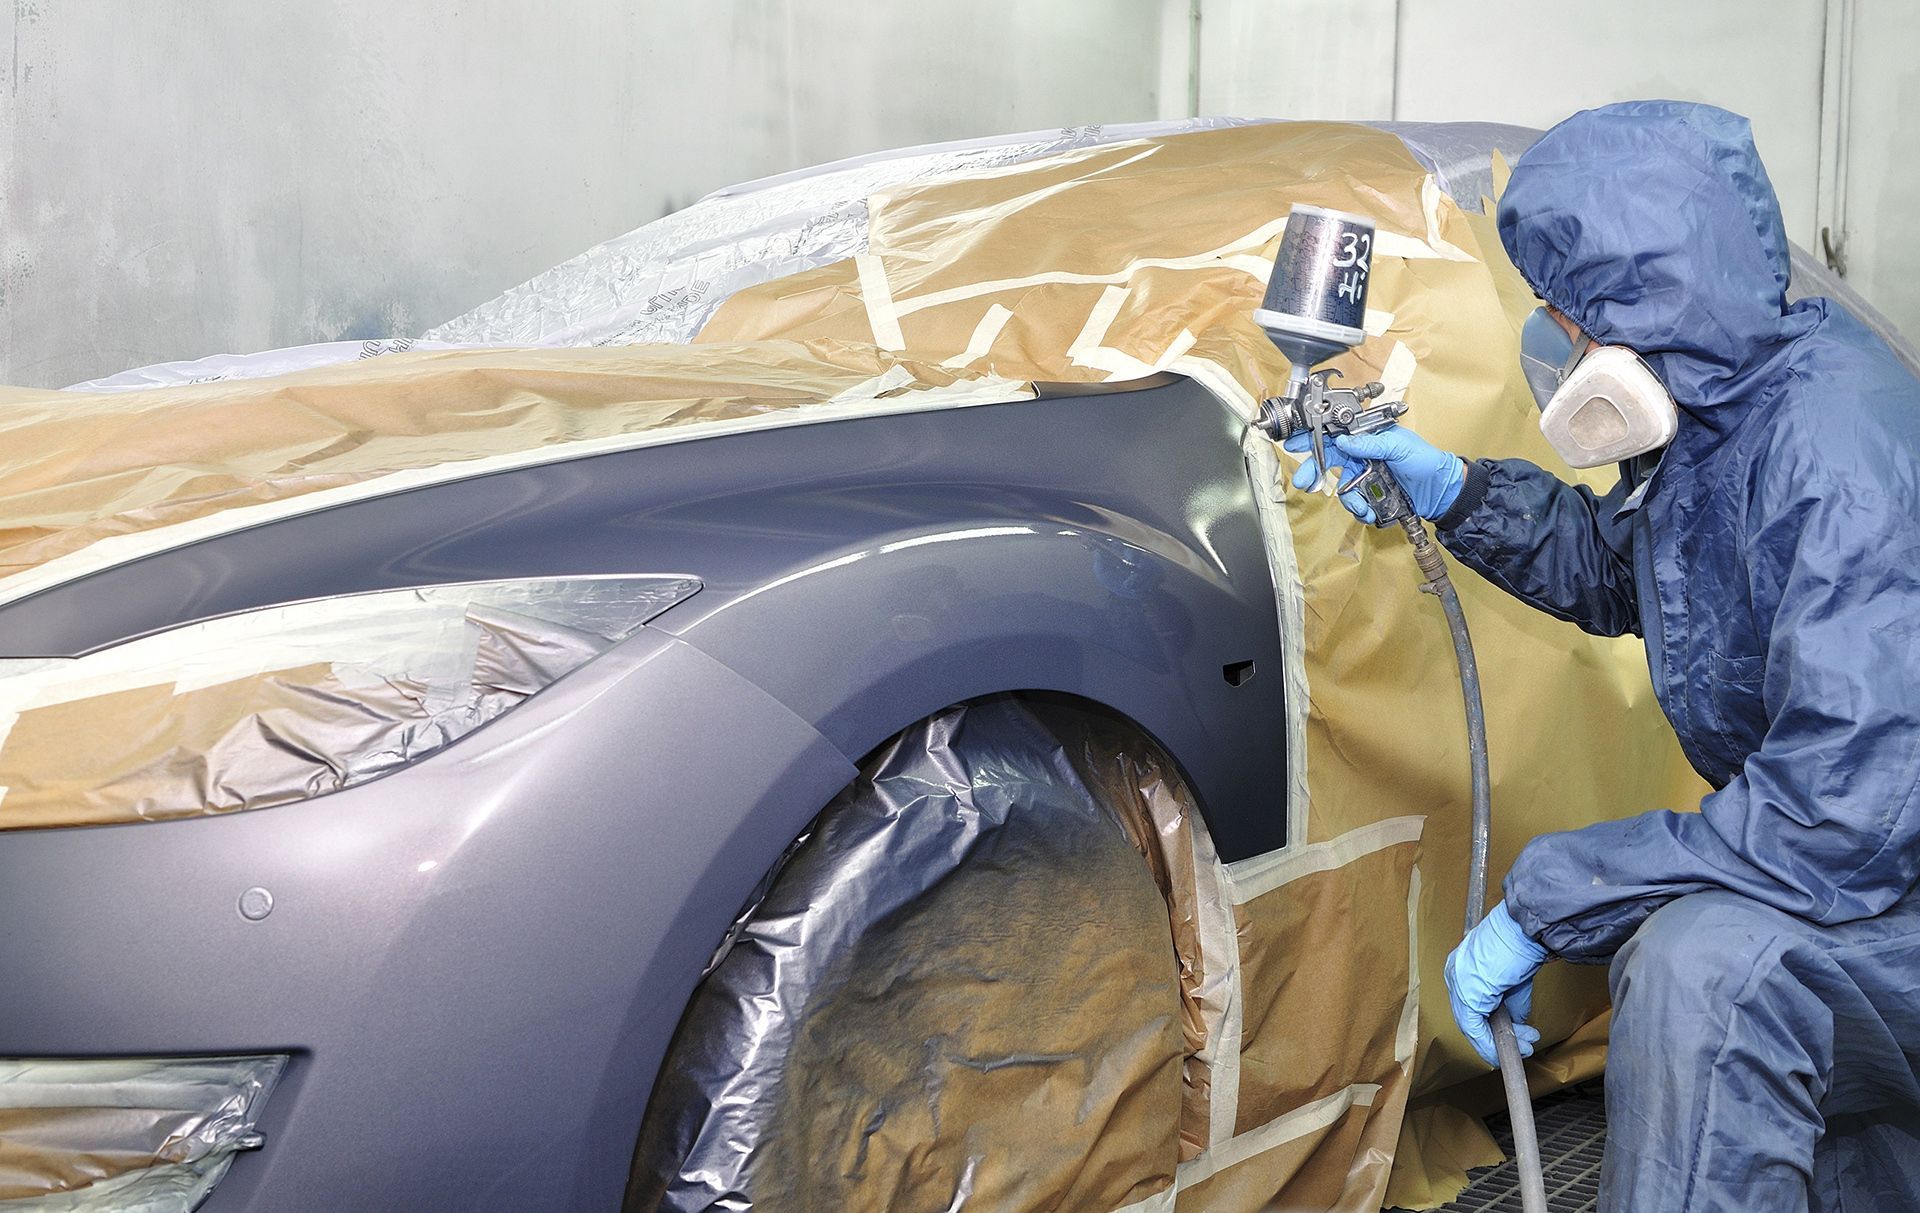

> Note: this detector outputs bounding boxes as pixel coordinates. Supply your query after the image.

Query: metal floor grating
[1388,1084,1608,1213]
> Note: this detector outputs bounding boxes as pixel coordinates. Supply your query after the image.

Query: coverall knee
[1600,889,1920,1213]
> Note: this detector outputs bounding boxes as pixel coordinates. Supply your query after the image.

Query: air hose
[1249,198,1547,1209]
[1399,516,1548,1213]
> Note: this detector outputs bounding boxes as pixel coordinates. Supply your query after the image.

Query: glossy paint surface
[0,377,1291,1210]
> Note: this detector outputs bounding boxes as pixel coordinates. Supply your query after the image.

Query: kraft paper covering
[0,578,698,829]
[0,340,1027,608]
[0,1055,284,1211]
[701,122,1708,1208]
[1043,704,1238,1166]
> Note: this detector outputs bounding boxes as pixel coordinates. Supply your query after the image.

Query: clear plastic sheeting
[0,1054,286,1211]
[429,119,1278,351]
[1373,123,1541,214]
[629,698,1189,1213]
[60,338,470,394]
[0,576,699,829]
[65,118,1509,395]
[1788,243,1920,375]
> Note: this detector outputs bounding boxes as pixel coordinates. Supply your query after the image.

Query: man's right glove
[1444,901,1547,1067]
[1284,423,1468,523]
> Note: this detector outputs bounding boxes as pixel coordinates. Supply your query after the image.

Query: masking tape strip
[0,377,1035,612]
[1067,286,1132,370]
[1084,331,1196,382]
[1231,430,1312,844]
[1109,1185,1177,1213]
[1175,1081,1384,1191]
[1490,149,1513,202]
[1399,864,1423,1064]
[825,364,918,402]
[1219,253,1273,278]
[1373,230,1455,262]
[860,253,910,351]
[1186,826,1243,1149]
[1225,815,1425,904]
[1419,176,1479,263]
[939,304,1014,369]
[1068,289,1201,382]
[855,254,907,350]
[1380,341,1418,400]
[1148,330,1201,379]
[888,211,1303,318]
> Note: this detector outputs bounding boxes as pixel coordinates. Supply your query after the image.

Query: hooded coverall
[1434,101,1920,1211]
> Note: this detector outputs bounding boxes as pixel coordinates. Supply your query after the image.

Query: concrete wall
[5,1,1917,386]
[1184,0,1920,343]
[0,1,1164,387]
[1833,0,1920,348]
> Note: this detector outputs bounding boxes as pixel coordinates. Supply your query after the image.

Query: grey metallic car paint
[0,375,1290,1211]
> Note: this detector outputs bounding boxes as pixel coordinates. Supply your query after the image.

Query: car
[4,117,1912,1213]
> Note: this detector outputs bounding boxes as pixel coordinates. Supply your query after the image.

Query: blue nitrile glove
[1283,424,1467,523]
[1444,901,1547,1067]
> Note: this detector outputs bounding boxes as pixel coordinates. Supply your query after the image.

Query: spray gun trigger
[1307,425,1332,494]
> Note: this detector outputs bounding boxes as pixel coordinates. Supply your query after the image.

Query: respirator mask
[1519,307,1678,467]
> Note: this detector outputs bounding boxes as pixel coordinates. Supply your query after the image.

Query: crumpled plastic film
[0,576,698,829]
[59,125,1273,394]
[60,338,471,394]
[0,1054,285,1211]
[1033,703,1238,1164]
[79,117,1917,402]
[0,340,1029,608]
[428,119,1277,350]
[628,697,1188,1212]
[1372,122,1541,215]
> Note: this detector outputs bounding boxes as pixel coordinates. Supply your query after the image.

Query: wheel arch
[620,688,1216,1210]
[658,510,1290,862]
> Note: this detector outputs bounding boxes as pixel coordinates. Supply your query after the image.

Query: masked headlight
[0,575,699,830]
[0,1054,286,1212]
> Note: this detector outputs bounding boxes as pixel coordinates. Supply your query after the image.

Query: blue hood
[1458,102,1920,986]
[1497,101,1820,441]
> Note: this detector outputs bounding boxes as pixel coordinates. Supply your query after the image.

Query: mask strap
[1556,331,1591,380]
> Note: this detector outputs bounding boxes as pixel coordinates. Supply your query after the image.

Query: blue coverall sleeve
[1436,458,1640,638]
[1502,482,1920,962]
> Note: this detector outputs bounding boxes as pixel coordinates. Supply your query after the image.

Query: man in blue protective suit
[1292,100,1920,1211]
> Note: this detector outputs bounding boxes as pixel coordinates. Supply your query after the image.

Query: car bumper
[0,628,856,1211]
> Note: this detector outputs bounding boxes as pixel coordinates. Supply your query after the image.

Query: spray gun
[1253,204,1548,1213]
[1250,205,1420,531]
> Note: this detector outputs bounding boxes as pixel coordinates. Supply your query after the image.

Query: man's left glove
[1444,901,1547,1067]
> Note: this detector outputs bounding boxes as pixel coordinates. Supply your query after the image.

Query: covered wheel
[627,697,1197,1211]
